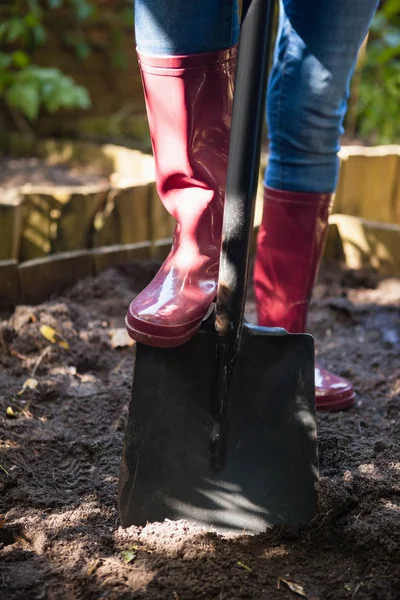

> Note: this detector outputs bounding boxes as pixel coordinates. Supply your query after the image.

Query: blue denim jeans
[134,0,378,193]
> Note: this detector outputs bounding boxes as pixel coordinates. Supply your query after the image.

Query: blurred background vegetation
[0,0,96,121]
[0,0,399,145]
[347,0,400,144]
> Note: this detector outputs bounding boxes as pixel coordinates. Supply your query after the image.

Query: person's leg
[134,0,239,55]
[266,0,379,193]
[254,0,379,410]
[126,2,239,347]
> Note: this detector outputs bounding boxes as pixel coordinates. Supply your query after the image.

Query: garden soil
[0,262,399,600]
[0,157,108,191]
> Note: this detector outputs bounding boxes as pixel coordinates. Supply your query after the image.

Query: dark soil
[0,263,399,600]
[0,158,108,192]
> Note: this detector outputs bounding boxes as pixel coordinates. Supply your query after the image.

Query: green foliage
[0,0,94,121]
[357,0,400,143]
[3,66,90,121]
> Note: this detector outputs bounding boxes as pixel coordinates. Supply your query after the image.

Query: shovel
[118,0,318,534]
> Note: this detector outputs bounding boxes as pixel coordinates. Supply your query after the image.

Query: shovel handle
[213,0,275,469]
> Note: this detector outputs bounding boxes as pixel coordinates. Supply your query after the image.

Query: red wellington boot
[254,186,355,411]
[126,48,236,347]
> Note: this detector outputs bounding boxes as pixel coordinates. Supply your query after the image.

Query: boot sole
[125,317,201,348]
[316,391,355,412]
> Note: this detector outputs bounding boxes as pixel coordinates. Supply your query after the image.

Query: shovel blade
[118,322,318,534]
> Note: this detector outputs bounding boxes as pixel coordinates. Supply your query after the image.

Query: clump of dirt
[0,264,399,600]
[0,157,109,192]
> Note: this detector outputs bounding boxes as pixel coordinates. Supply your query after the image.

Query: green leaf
[12,50,30,68]
[16,66,58,83]
[24,14,40,28]
[6,19,27,43]
[75,1,95,21]
[47,0,63,7]
[382,0,400,20]
[6,80,40,120]
[72,86,91,109]
[3,62,90,120]
[41,79,64,112]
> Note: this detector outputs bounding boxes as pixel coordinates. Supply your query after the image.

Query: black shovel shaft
[213,0,275,469]
[216,0,275,336]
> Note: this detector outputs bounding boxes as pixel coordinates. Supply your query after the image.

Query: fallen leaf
[17,378,38,395]
[237,561,252,572]
[39,325,69,350]
[0,515,5,528]
[6,406,17,418]
[278,578,307,597]
[109,328,135,349]
[121,546,138,564]
[121,550,136,564]
[76,374,96,384]
[87,559,99,576]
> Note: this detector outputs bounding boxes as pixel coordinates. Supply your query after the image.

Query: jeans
[134,0,378,193]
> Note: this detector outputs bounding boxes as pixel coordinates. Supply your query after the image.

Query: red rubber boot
[254,186,355,411]
[126,48,236,347]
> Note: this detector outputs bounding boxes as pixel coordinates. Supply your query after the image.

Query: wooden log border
[325,215,400,276]
[1,135,399,307]
[0,242,155,308]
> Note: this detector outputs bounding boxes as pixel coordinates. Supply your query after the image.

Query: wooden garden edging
[0,242,151,307]
[1,136,399,308]
[0,135,176,262]
[325,145,400,274]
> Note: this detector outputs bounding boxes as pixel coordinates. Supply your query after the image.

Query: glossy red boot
[126,48,236,347]
[254,186,355,411]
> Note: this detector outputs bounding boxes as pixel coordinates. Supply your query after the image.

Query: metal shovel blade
[118,321,317,534]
